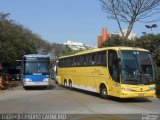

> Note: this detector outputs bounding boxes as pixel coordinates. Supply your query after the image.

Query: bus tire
[100,85,108,99]
[69,81,72,89]
[23,86,27,90]
[64,80,67,87]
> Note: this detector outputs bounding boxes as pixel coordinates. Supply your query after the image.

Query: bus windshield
[120,50,155,85]
[24,61,49,75]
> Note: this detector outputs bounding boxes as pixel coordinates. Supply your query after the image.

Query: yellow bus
[58,47,156,98]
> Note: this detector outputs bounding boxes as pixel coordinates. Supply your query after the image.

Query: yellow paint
[58,47,156,98]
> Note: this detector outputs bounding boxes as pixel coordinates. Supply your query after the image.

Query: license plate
[138,93,144,96]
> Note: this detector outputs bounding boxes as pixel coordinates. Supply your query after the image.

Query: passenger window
[108,50,120,82]
[66,58,69,67]
[76,56,80,66]
[96,51,106,66]
[63,58,67,67]
[74,57,78,66]
[84,55,89,66]
[88,53,96,66]
[80,55,85,66]
[61,59,64,67]
[70,57,74,66]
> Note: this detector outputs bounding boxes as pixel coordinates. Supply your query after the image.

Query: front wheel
[69,81,72,89]
[100,86,109,99]
[23,86,28,90]
[63,80,67,87]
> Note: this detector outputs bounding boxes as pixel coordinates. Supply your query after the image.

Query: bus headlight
[149,87,155,91]
[122,88,133,91]
[23,78,32,82]
[43,78,49,82]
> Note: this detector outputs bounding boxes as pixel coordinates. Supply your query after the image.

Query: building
[63,41,93,50]
[98,27,110,47]
[97,27,137,47]
[111,29,136,40]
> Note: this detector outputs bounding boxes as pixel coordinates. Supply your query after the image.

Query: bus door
[108,50,121,97]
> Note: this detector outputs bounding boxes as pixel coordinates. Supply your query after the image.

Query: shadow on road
[107,97,152,103]
[60,85,152,103]
[24,85,56,90]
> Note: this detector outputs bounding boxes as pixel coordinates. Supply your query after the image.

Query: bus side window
[68,58,72,67]
[108,50,120,83]
[80,55,84,66]
[76,56,80,66]
[63,59,65,67]
[91,53,96,65]
[88,54,95,66]
[61,59,64,67]
[97,51,106,66]
[58,60,61,67]
[63,58,66,67]
[70,57,74,67]
[72,57,76,66]
[83,55,87,66]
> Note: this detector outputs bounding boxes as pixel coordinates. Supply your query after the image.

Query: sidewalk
[0,81,21,91]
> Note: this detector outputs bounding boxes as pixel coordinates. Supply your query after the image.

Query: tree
[61,45,74,56]
[50,43,63,58]
[0,12,45,62]
[145,24,158,33]
[101,37,135,47]
[136,34,160,66]
[100,0,160,39]
[136,34,160,82]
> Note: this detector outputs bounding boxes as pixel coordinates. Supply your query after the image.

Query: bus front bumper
[119,91,156,98]
[23,81,49,86]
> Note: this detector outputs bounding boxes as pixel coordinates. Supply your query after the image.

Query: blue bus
[21,54,50,89]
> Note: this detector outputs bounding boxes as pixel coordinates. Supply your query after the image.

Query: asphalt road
[0,83,160,120]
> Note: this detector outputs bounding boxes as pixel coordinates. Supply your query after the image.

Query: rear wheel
[23,86,28,90]
[64,80,67,87]
[69,81,72,89]
[100,86,108,99]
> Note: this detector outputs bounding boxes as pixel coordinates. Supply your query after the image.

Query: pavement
[0,82,160,120]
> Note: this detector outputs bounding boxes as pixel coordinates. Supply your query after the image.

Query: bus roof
[59,47,149,59]
[24,54,50,58]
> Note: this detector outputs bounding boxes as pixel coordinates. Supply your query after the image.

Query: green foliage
[101,37,135,47]
[0,12,38,62]
[60,45,87,57]
[50,43,63,58]
[0,12,89,63]
[0,12,57,63]
[61,45,75,56]
[0,12,81,63]
[136,34,160,67]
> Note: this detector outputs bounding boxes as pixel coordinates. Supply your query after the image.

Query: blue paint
[24,75,49,82]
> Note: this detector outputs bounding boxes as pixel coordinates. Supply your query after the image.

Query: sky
[0,0,159,47]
